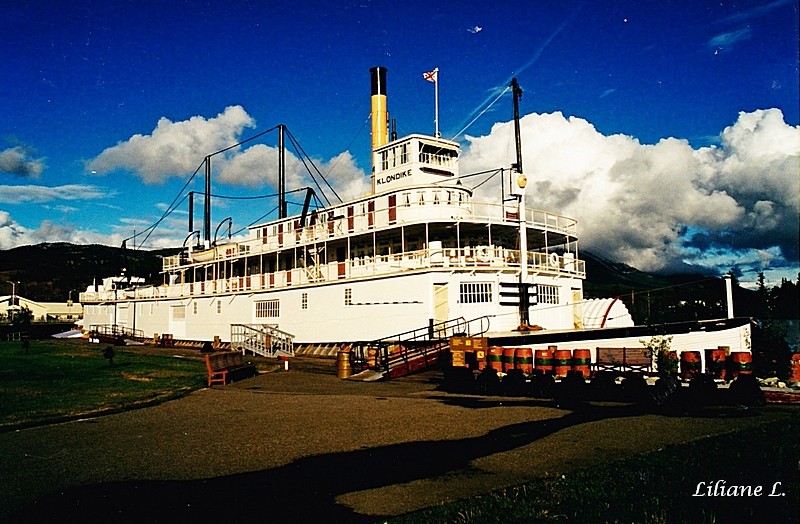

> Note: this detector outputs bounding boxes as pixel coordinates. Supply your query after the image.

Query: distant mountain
[0,242,178,302]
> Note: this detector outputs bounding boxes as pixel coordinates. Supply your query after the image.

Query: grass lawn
[0,338,207,430]
[391,410,799,523]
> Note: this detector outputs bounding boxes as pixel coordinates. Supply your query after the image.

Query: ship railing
[169,191,577,266]
[230,323,294,358]
[80,249,585,303]
[88,324,146,341]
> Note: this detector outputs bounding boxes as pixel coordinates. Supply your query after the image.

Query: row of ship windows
[379,143,457,171]
[251,283,560,318]
[255,190,469,240]
[88,283,559,322]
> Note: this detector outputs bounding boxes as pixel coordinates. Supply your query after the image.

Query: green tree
[10,306,33,330]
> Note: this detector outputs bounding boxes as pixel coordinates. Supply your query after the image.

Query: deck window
[255,299,280,318]
[459,282,492,304]
[538,284,559,305]
[171,305,186,320]
[301,292,308,310]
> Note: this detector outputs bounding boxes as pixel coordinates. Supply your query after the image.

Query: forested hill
[0,242,177,302]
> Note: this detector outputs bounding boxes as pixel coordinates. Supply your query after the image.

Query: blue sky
[1,0,798,286]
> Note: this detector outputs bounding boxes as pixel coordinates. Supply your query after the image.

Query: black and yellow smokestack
[370,66,389,154]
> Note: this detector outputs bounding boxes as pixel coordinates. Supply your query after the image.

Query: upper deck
[162,183,580,271]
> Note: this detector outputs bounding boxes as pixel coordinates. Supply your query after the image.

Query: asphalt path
[0,357,791,523]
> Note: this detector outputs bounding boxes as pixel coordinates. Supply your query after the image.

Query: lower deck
[82,268,585,345]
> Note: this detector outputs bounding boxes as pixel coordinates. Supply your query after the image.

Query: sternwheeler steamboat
[80,68,751,373]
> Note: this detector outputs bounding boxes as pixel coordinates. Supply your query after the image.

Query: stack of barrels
[488,345,592,379]
[679,346,753,381]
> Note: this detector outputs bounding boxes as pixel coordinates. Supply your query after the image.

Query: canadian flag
[423,68,438,83]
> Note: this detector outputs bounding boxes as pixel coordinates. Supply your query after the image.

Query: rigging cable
[130,159,205,249]
[285,128,343,205]
[450,84,512,142]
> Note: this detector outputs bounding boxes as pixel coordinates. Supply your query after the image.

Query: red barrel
[572,349,591,379]
[487,347,503,373]
[502,347,516,372]
[534,349,553,374]
[514,347,533,374]
[705,347,728,380]
[680,351,702,380]
[790,353,800,384]
[553,349,572,377]
[729,352,752,378]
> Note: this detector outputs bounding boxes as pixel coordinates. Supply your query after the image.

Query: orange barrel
[336,348,352,379]
[502,347,516,372]
[534,349,553,374]
[514,347,534,374]
[487,347,504,373]
[553,349,572,377]
[680,351,702,380]
[790,353,800,384]
[705,347,728,380]
[729,352,753,378]
[572,349,591,379]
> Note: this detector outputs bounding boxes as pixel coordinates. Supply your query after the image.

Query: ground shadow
[9,403,644,523]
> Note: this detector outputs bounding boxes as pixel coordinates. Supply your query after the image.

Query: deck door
[433,284,449,333]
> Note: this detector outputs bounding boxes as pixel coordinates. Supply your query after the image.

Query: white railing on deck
[79,247,585,303]
[171,195,579,266]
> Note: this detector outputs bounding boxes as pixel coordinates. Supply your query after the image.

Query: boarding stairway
[88,324,146,344]
[230,324,295,358]
[350,316,491,380]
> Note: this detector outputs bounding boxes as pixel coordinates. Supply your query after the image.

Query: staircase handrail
[231,323,295,358]
[351,315,493,376]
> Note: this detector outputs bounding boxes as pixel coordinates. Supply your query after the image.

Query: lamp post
[5,280,19,302]
[5,280,20,321]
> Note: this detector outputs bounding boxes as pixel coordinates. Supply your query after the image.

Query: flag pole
[434,68,440,137]
[424,68,440,137]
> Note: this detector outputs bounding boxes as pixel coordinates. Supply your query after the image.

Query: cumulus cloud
[0,210,121,249]
[86,106,255,184]
[0,184,111,204]
[460,108,799,277]
[0,146,45,178]
[216,144,368,202]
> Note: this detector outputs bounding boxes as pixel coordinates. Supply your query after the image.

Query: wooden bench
[205,351,257,386]
[592,347,652,374]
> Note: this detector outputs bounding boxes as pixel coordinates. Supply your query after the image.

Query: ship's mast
[511,77,531,328]
[278,124,287,219]
[203,155,211,248]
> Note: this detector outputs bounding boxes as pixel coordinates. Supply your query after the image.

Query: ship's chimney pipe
[370,67,389,155]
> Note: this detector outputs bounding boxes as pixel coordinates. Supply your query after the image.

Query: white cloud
[708,28,752,48]
[0,210,116,249]
[86,106,255,184]
[460,108,799,276]
[0,146,45,178]
[216,145,369,202]
[0,184,112,203]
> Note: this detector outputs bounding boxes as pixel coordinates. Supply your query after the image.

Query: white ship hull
[83,265,585,345]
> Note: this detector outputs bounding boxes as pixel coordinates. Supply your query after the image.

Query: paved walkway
[0,358,792,522]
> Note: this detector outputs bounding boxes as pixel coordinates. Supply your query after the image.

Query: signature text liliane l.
[693,480,785,497]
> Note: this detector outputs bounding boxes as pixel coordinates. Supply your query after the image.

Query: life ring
[477,246,491,263]
[549,252,560,268]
